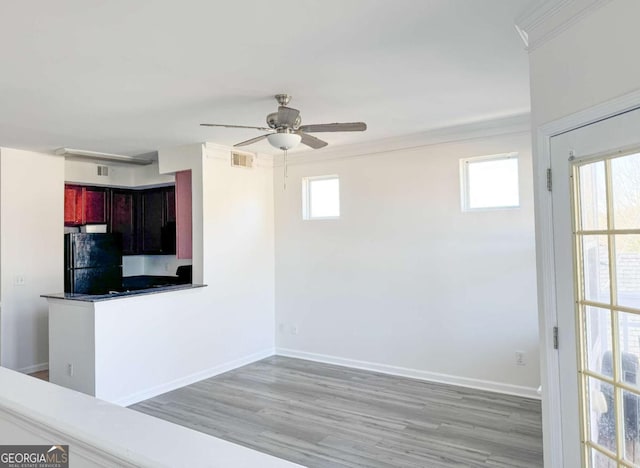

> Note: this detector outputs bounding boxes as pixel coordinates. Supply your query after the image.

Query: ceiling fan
[200,94,367,151]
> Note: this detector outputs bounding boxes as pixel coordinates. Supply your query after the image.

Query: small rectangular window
[302,175,340,220]
[460,153,519,211]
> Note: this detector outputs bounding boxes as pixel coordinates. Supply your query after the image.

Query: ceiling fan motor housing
[267,110,301,129]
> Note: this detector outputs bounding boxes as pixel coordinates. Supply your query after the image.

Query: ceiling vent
[231,151,254,169]
[97,165,109,176]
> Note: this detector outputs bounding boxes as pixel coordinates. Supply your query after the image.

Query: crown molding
[515,0,613,51]
[275,113,531,167]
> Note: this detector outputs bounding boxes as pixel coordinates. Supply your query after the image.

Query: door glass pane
[615,235,640,309]
[623,389,640,464]
[612,152,640,229]
[588,377,617,454]
[579,161,607,231]
[590,447,616,468]
[582,235,610,304]
[576,152,640,466]
[618,311,640,390]
[585,307,613,375]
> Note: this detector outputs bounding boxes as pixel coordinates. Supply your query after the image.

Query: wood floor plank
[130,356,543,467]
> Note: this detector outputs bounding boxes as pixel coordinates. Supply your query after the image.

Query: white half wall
[0,148,64,371]
[274,127,540,396]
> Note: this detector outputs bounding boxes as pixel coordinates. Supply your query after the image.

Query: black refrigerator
[64,233,123,295]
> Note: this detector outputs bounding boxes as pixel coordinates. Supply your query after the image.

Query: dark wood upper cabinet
[65,183,177,255]
[83,186,109,224]
[165,186,176,223]
[110,190,137,255]
[139,187,175,255]
[64,185,83,226]
[162,186,177,255]
[139,189,164,254]
[64,185,109,226]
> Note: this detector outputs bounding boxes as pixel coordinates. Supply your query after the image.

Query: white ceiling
[0,0,531,156]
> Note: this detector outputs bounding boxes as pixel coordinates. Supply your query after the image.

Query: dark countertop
[42,283,207,302]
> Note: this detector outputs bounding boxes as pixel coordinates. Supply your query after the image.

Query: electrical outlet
[291,325,299,335]
[515,351,526,366]
[14,275,25,286]
[67,363,74,376]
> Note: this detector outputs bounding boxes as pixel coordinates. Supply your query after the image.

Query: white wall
[156,143,275,381]
[122,255,192,277]
[274,128,540,395]
[525,1,640,465]
[529,0,640,128]
[139,255,192,276]
[0,148,64,372]
[203,144,275,358]
[122,256,145,276]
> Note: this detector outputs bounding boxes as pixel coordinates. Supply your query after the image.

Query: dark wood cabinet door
[162,186,177,254]
[84,187,109,224]
[140,189,164,254]
[64,185,83,225]
[110,190,137,254]
[165,186,176,223]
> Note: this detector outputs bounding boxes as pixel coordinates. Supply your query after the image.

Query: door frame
[535,89,640,467]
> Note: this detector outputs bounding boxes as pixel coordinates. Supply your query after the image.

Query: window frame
[460,152,520,212]
[302,175,340,220]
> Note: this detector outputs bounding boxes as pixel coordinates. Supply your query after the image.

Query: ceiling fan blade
[298,122,367,133]
[200,123,272,131]
[297,132,328,149]
[277,106,300,127]
[234,134,270,147]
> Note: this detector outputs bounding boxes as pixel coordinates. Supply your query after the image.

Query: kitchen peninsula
[42,282,207,406]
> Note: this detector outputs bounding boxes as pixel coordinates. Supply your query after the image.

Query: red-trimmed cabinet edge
[175,170,192,259]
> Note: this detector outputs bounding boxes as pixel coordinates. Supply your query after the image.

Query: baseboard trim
[113,348,275,407]
[276,348,541,400]
[17,362,49,374]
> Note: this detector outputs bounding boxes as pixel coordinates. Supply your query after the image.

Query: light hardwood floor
[29,369,49,381]
[131,356,543,467]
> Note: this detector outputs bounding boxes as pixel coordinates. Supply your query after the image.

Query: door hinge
[547,168,552,192]
[553,326,559,349]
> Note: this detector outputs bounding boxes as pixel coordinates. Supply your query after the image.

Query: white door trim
[535,88,640,467]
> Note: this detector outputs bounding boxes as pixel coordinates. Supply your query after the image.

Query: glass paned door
[574,152,640,467]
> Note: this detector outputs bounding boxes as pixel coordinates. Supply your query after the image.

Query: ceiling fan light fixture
[267,132,301,150]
